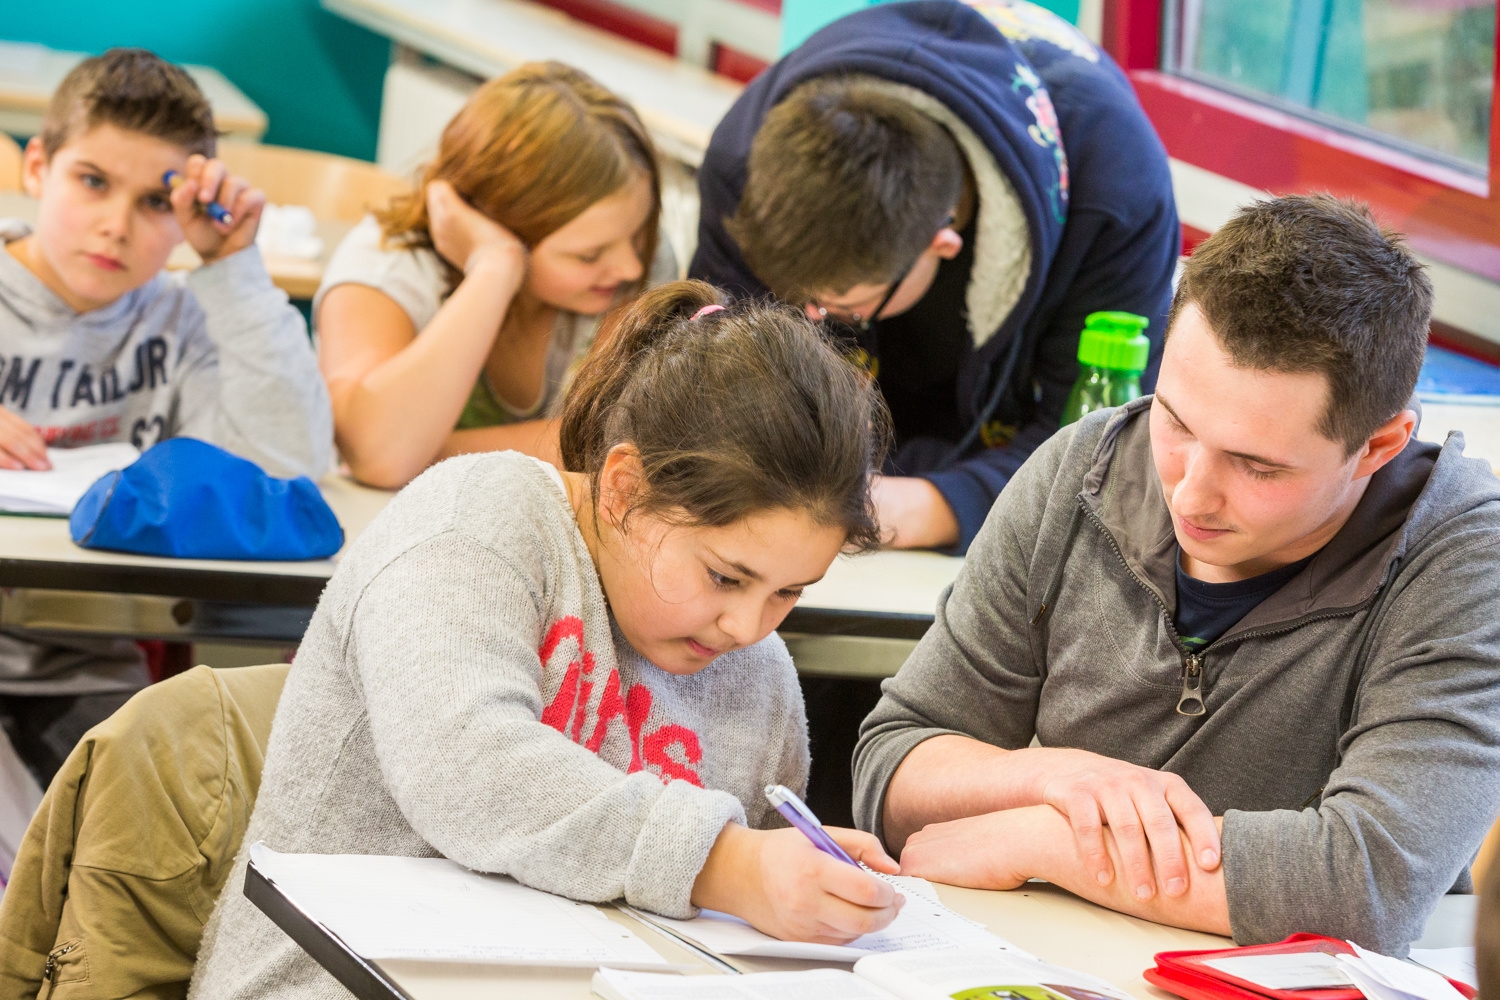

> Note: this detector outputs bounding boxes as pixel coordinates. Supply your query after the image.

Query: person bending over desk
[854,195,1500,955]
[690,0,1178,552]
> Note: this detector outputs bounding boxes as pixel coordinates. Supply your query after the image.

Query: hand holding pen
[164,154,265,265]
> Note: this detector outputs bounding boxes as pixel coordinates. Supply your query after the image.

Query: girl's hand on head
[0,407,50,471]
[425,179,528,281]
[692,824,903,944]
[171,154,266,264]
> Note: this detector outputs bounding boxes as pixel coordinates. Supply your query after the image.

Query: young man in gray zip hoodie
[854,195,1500,955]
[0,50,332,783]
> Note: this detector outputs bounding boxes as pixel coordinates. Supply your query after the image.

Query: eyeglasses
[806,214,953,334]
[810,259,914,335]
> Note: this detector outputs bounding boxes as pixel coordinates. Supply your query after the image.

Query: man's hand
[169,154,266,264]
[0,407,49,470]
[882,739,1219,900]
[898,804,1232,937]
[426,179,528,280]
[896,808,1036,890]
[873,475,960,549]
[692,823,903,944]
[1031,748,1220,899]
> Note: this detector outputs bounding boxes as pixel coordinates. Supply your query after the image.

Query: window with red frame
[528,0,775,83]
[1104,0,1500,302]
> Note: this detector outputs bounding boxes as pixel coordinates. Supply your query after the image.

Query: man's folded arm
[853,424,1083,845]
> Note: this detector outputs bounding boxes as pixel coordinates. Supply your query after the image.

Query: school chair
[0,134,22,193]
[215,141,410,223]
[0,663,289,1000]
[1475,815,1500,887]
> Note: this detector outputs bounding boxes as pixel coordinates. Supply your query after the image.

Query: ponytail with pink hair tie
[691,304,726,321]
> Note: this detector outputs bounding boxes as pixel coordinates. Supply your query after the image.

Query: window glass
[1168,0,1496,171]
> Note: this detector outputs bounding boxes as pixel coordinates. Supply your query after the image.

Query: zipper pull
[1176,653,1206,716]
[43,942,77,981]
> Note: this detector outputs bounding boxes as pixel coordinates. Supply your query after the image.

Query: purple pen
[765,784,859,866]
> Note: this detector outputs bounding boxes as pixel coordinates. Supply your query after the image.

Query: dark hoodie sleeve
[920,195,1179,553]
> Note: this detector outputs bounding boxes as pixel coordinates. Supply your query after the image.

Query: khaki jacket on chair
[0,663,288,1000]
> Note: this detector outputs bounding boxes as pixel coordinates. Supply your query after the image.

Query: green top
[455,376,543,430]
[1077,310,1150,372]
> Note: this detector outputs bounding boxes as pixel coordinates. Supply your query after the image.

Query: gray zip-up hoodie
[855,397,1500,954]
[0,221,335,695]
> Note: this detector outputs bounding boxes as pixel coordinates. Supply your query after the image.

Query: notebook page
[249,844,673,968]
[0,443,139,515]
[1410,948,1477,990]
[645,891,1029,963]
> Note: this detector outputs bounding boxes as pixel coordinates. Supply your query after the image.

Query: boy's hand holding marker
[164,154,265,264]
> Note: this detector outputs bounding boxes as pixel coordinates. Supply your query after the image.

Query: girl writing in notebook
[315,61,676,489]
[192,281,903,997]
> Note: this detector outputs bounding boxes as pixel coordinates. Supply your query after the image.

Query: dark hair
[1170,194,1432,455]
[559,280,890,549]
[725,76,963,303]
[1480,849,1500,1000]
[41,48,217,159]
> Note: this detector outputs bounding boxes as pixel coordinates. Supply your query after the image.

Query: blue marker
[163,171,232,225]
[765,784,858,866]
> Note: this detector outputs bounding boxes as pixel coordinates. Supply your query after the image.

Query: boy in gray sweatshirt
[0,49,332,782]
[855,195,1500,954]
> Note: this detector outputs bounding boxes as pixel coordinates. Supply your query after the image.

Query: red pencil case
[1144,934,1477,1000]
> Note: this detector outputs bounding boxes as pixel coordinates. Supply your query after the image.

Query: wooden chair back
[0,134,24,193]
[216,142,410,222]
[1475,816,1500,887]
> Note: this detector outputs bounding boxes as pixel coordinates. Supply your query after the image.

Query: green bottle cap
[1077,311,1150,372]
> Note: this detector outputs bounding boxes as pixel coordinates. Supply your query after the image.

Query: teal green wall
[781,0,1082,55]
[0,0,388,161]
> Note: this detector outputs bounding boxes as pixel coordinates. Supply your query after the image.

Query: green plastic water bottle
[1060,311,1150,425]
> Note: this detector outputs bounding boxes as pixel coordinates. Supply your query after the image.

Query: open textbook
[248,844,675,969]
[0,442,138,515]
[593,946,1140,1000]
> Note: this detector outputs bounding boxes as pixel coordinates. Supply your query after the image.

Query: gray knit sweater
[191,452,810,999]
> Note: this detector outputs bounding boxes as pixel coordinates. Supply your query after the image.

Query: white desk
[0,476,392,643]
[261,872,1482,1000]
[0,193,353,301]
[0,42,267,142]
[0,477,959,659]
[1418,399,1500,469]
[322,0,746,165]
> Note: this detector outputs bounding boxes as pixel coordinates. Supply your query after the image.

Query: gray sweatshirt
[855,397,1500,954]
[0,221,334,695]
[191,452,810,999]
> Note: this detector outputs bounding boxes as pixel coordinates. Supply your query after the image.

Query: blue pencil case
[69,437,343,561]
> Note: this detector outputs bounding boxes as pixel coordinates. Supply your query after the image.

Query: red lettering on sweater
[538,616,702,786]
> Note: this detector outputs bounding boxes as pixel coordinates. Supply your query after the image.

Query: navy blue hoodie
[690,0,1179,552]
